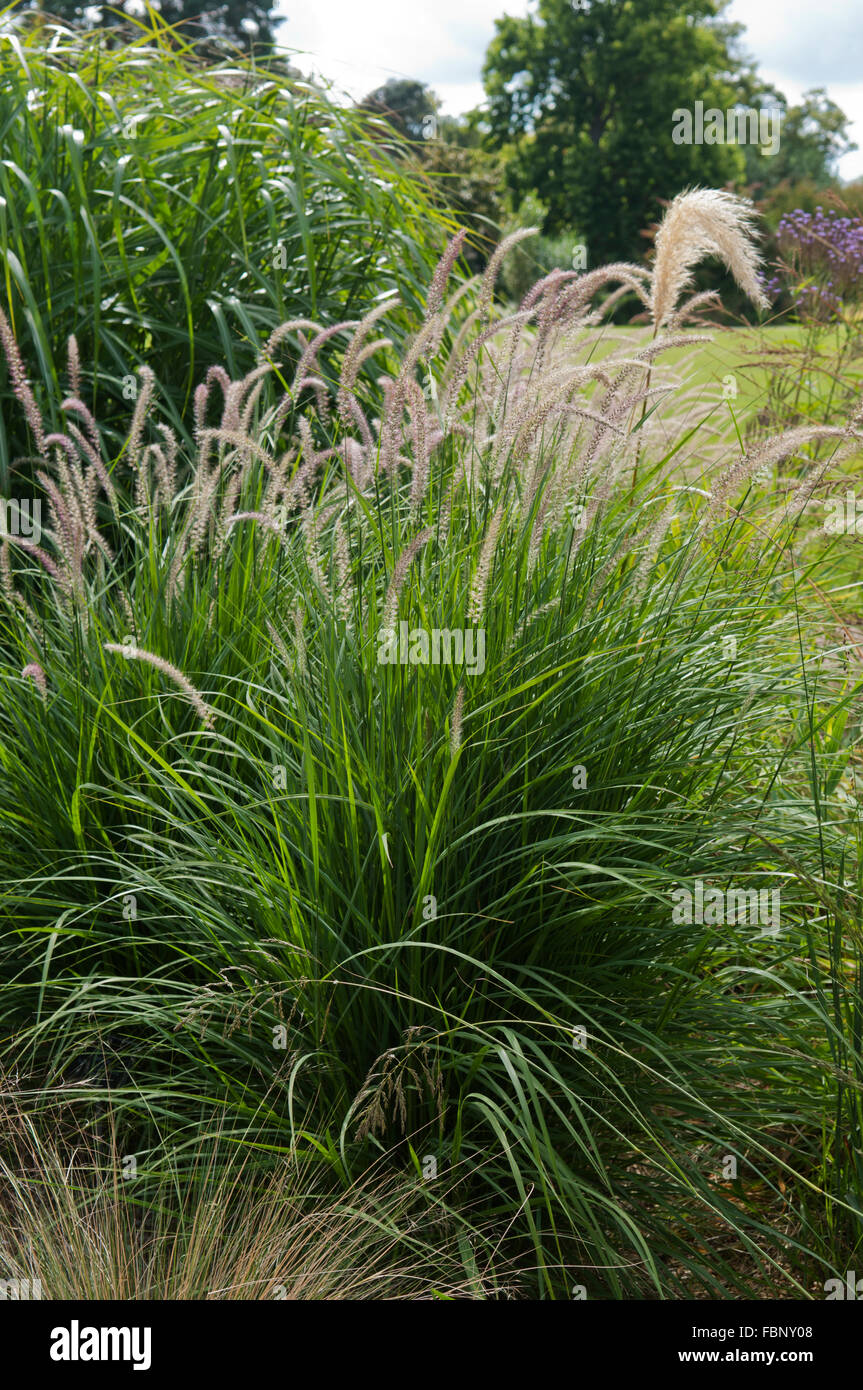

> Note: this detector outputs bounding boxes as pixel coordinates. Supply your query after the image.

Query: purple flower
[771,207,863,321]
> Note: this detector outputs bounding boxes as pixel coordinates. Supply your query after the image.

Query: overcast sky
[274,0,863,180]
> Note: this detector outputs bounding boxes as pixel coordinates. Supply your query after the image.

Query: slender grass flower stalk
[266,619,291,667]
[425,229,468,321]
[450,684,465,756]
[292,607,307,681]
[103,643,215,730]
[440,310,532,430]
[703,424,852,530]
[226,510,284,535]
[336,301,398,454]
[406,377,432,515]
[382,528,433,632]
[379,316,448,475]
[293,323,357,397]
[632,497,679,603]
[478,228,539,321]
[221,364,275,434]
[4,535,63,584]
[259,318,325,366]
[66,334,81,398]
[193,365,232,442]
[334,519,352,625]
[62,417,119,518]
[635,189,769,496]
[468,502,505,625]
[0,304,47,455]
[127,365,155,470]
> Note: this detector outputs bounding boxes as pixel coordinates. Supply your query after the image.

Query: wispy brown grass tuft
[0,1097,499,1300]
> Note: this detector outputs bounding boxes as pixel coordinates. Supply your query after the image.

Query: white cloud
[274,0,526,109]
[726,0,863,178]
[727,0,863,86]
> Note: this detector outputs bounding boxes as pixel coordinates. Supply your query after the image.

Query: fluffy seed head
[649,188,769,329]
[22,662,47,702]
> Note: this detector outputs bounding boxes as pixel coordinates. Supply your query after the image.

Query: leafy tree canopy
[482,0,751,263]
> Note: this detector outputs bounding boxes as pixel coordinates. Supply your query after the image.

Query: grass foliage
[1,31,863,1299]
[0,17,456,484]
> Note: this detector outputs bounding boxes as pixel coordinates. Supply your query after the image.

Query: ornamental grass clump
[1,192,863,1298]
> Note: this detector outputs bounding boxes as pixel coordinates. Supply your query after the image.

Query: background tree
[736,82,856,195]
[358,78,441,144]
[33,0,277,50]
[358,83,506,274]
[482,0,746,264]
